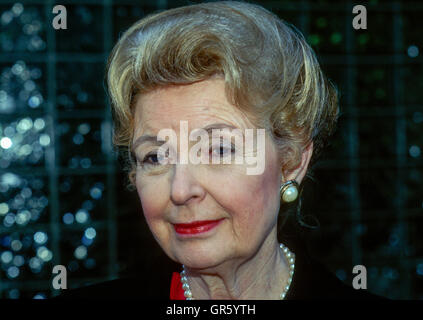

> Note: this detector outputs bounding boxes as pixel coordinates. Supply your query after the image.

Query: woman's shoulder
[54,259,179,299]
[286,250,386,300]
[53,242,386,300]
[54,277,148,299]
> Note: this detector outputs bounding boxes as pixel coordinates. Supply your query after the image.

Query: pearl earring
[280,180,299,203]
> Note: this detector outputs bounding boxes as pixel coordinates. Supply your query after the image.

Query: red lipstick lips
[173,219,224,235]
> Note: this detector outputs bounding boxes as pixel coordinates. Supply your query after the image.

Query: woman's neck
[184,229,290,300]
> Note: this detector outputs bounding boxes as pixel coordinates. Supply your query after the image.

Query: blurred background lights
[8,289,20,299]
[16,144,33,158]
[84,258,96,269]
[1,251,13,264]
[24,80,35,91]
[33,293,46,299]
[0,202,9,215]
[21,187,32,198]
[2,172,20,187]
[16,209,31,225]
[4,213,16,227]
[37,196,48,208]
[17,117,33,132]
[11,61,24,75]
[78,123,90,135]
[28,94,42,108]
[382,267,399,280]
[0,137,13,149]
[29,256,42,272]
[407,45,419,58]
[77,91,88,103]
[11,239,23,251]
[330,32,342,44]
[13,194,25,209]
[7,266,20,279]
[2,236,12,247]
[1,11,13,25]
[30,209,39,222]
[73,133,84,145]
[90,186,102,199]
[62,212,74,224]
[409,145,421,158]
[68,260,79,272]
[417,263,423,276]
[31,68,42,79]
[4,125,16,137]
[74,245,87,260]
[12,3,24,16]
[30,177,44,189]
[22,235,32,248]
[413,112,423,123]
[39,133,50,146]
[80,157,91,168]
[0,3,46,51]
[33,118,45,130]
[75,209,89,223]
[82,200,93,211]
[33,231,48,244]
[36,246,52,262]
[13,255,25,267]
[84,227,96,240]
[68,157,79,169]
[0,91,14,113]
[335,269,347,281]
[57,123,69,135]
[82,235,93,246]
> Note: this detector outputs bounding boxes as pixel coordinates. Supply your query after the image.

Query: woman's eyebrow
[203,123,237,131]
[192,123,239,136]
[132,123,240,151]
[131,135,159,152]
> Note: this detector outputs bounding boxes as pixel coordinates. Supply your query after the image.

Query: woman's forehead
[133,80,254,134]
[135,79,227,112]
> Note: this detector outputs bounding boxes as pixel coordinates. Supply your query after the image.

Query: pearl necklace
[180,243,295,300]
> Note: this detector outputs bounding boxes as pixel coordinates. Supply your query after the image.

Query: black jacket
[55,237,384,300]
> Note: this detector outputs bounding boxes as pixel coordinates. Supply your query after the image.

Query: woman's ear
[282,141,313,184]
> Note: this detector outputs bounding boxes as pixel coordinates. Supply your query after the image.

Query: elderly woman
[59,1,382,300]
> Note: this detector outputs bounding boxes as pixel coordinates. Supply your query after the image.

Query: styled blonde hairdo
[106,1,339,187]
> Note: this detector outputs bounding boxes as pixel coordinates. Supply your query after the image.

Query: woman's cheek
[137,182,166,220]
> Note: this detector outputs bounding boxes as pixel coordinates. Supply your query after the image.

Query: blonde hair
[106,1,339,187]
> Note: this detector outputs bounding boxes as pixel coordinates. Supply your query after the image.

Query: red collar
[170,272,186,300]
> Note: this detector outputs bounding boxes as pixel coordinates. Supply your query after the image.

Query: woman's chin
[182,260,221,270]
[168,234,230,269]
[174,251,226,270]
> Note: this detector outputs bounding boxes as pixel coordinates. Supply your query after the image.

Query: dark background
[0,0,422,299]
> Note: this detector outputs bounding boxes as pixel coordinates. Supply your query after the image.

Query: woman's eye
[210,144,235,157]
[135,150,171,174]
[142,153,160,166]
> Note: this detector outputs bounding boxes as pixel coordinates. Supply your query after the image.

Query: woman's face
[132,77,283,269]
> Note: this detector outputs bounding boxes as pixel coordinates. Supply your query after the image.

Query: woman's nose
[170,164,206,205]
